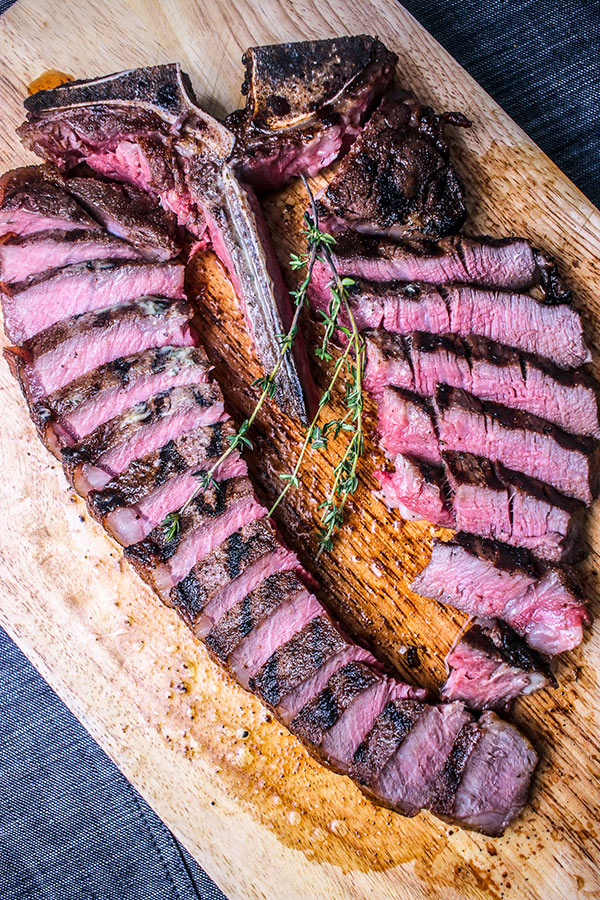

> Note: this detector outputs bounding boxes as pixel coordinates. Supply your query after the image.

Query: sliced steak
[276,644,378,726]
[193,544,299,640]
[319,676,427,771]
[434,385,599,504]
[411,332,599,438]
[375,454,454,527]
[311,268,452,334]
[26,344,205,453]
[64,176,179,261]
[86,422,242,545]
[369,700,472,816]
[5,298,195,410]
[318,92,469,239]
[210,573,321,684]
[451,711,538,836]
[412,535,590,654]
[0,165,99,236]
[125,476,265,599]
[366,330,599,438]
[170,517,281,618]
[290,661,381,748]
[378,386,441,462]
[19,63,318,421]
[444,451,585,562]
[249,615,349,708]
[61,383,225,495]
[227,35,397,190]
[350,697,426,787]
[322,232,571,301]
[0,227,146,282]
[1,258,185,343]
[442,619,552,710]
[312,274,588,368]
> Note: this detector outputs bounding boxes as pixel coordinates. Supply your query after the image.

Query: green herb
[160,176,365,558]
[269,181,365,557]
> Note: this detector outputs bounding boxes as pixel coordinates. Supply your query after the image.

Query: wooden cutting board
[1,1,599,897]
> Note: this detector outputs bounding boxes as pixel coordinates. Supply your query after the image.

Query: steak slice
[444,451,585,563]
[350,697,426,787]
[442,619,552,711]
[407,332,599,438]
[318,92,469,239]
[434,384,599,504]
[378,386,441,462]
[61,383,225,495]
[370,700,472,816]
[0,165,99,236]
[227,35,397,191]
[210,573,321,683]
[412,535,590,654]
[276,644,378,726]
[451,711,538,836]
[0,227,146,282]
[249,615,349,707]
[170,518,281,618]
[193,544,299,640]
[322,232,571,301]
[375,454,455,527]
[319,676,428,771]
[23,344,205,455]
[290,662,381,748]
[86,421,242,545]
[5,297,195,408]
[1,258,185,343]
[64,176,179,261]
[366,329,599,438]
[313,275,590,369]
[125,476,265,598]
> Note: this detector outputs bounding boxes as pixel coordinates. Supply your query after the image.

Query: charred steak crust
[249,616,348,706]
[171,518,280,622]
[205,571,305,662]
[350,698,427,786]
[462,621,555,682]
[290,661,380,746]
[429,721,483,816]
[236,35,396,130]
[319,91,469,238]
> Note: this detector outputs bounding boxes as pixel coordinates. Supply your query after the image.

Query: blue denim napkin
[0,1,597,898]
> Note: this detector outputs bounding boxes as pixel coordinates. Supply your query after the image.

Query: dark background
[0,1,598,898]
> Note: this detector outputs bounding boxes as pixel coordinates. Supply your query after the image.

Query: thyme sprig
[161,176,365,558]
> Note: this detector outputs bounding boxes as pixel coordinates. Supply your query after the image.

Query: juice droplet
[27,70,74,95]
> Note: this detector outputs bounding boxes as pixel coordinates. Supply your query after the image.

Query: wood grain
[0,1,599,898]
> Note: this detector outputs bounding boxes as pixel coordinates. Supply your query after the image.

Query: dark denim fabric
[0,1,597,898]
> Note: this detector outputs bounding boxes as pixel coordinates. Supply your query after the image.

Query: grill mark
[350,699,426,786]
[240,593,254,637]
[206,422,224,459]
[290,662,379,746]
[109,355,134,383]
[429,720,482,815]
[206,571,303,662]
[250,616,347,707]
